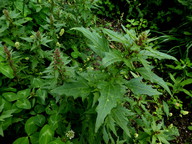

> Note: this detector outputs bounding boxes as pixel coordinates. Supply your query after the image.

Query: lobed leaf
[126,77,162,96]
[95,82,125,132]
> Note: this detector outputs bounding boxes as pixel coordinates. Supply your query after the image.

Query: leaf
[13,137,29,144]
[111,106,132,137]
[137,67,172,95]
[0,64,14,78]
[139,49,177,61]
[34,114,46,127]
[1,38,15,47]
[0,109,16,121]
[180,79,192,87]
[0,124,4,136]
[36,89,47,105]
[163,101,169,117]
[49,138,65,144]
[25,117,38,136]
[16,99,31,109]
[30,132,39,144]
[102,28,129,46]
[95,82,125,132]
[39,124,54,144]
[51,79,91,100]
[2,92,18,102]
[188,126,192,131]
[72,27,109,57]
[126,77,162,96]
[102,50,123,67]
[17,89,31,99]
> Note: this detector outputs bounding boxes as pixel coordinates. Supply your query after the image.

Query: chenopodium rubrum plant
[51,26,179,144]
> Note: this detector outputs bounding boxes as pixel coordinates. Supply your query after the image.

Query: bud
[169,123,173,129]
[59,28,65,36]
[25,57,29,60]
[169,113,173,117]
[134,133,139,138]
[15,42,20,49]
[56,42,61,47]
[175,103,180,107]
[181,110,189,115]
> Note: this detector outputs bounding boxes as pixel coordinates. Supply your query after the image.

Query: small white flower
[66,130,75,139]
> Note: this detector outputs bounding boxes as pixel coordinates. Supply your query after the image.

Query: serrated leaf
[95,82,125,132]
[1,38,15,47]
[126,77,161,96]
[137,67,172,95]
[16,99,31,109]
[25,117,38,136]
[163,101,169,117]
[111,106,131,137]
[102,50,123,67]
[102,28,129,46]
[51,80,91,100]
[72,27,109,57]
[39,124,54,144]
[139,49,177,61]
[13,137,29,144]
[0,64,14,78]
[2,92,18,102]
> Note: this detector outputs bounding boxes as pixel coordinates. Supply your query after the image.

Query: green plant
[49,26,179,143]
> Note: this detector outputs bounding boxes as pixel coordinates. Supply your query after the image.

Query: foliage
[0,0,181,144]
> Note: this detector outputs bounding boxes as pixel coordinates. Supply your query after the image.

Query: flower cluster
[66,130,75,140]
[53,48,64,70]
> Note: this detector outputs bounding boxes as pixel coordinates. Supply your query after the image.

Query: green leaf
[49,138,65,144]
[102,28,129,46]
[1,38,15,47]
[2,92,18,102]
[163,101,169,117]
[16,99,31,109]
[180,79,192,87]
[139,49,177,61]
[111,106,132,137]
[30,132,39,144]
[51,79,91,100]
[95,82,125,132]
[126,77,162,96]
[25,117,38,136]
[39,124,54,144]
[17,89,31,99]
[188,126,192,131]
[137,67,172,95]
[36,89,47,105]
[13,137,29,144]
[0,64,14,78]
[0,109,16,121]
[102,50,123,67]
[34,114,46,127]
[72,27,109,57]
[0,124,4,136]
